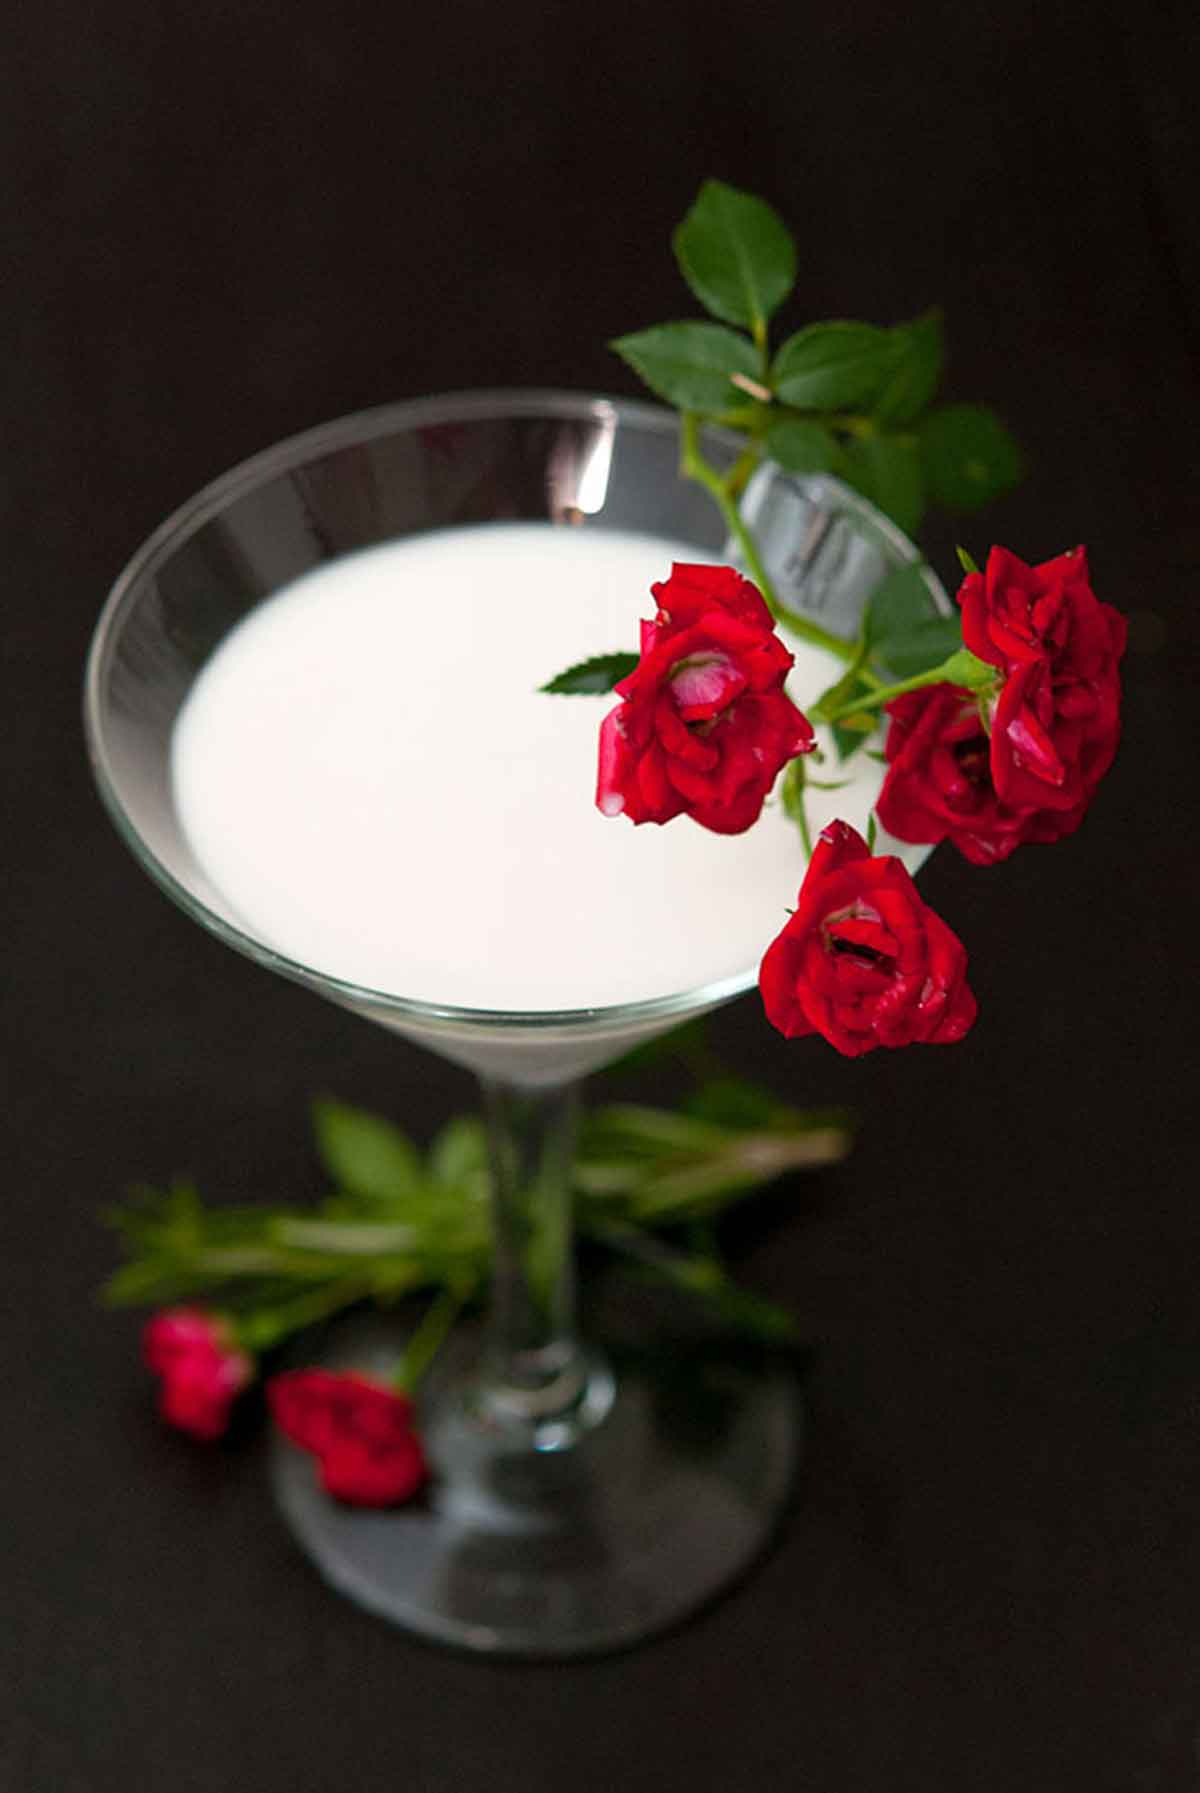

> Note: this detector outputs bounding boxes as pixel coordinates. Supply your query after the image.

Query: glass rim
[83,386,934,1035]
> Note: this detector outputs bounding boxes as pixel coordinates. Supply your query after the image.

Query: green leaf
[765,415,843,475]
[834,712,880,760]
[312,1099,423,1204]
[832,717,877,758]
[872,309,944,425]
[668,1274,802,1345]
[864,562,961,678]
[864,562,937,646]
[840,433,924,538]
[427,1115,489,1188]
[776,756,813,853]
[540,652,638,695]
[582,1221,804,1344]
[919,404,1024,511]
[940,647,996,691]
[624,1129,852,1219]
[612,321,760,411]
[956,544,981,575]
[581,1103,732,1160]
[778,754,809,823]
[683,1078,779,1130]
[672,179,797,331]
[875,616,965,680]
[772,322,896,411]
[809,664,882,761]
[810,660,871,724]
[866,812,878,852]
[817,674,875,760]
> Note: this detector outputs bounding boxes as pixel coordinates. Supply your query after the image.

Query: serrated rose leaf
[672,179,797,330]
[312,1100,422,1203]
[841,433,924,538]
[765,416,843,474]
[872,310,944,425]
[540,652,640,695]
[919,404,1024,510]
[772,321,896,411]
[612,321,761,411]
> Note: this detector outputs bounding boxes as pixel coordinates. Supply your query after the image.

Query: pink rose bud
[142,1307,254,1440]
[268,1369,428,1507]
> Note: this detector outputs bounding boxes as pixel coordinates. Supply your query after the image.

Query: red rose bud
[956,545,1125,818]
[142,1307,254,1441]
[596,563,815,835]
[877,685,1090,864]
[957,543,1079,670]
[268,1369,428,1508]
[759,820,976,1056]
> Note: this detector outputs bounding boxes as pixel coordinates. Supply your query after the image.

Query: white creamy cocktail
[172,522,897,1020]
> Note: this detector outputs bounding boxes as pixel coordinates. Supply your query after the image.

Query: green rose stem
[391,1284,468,1396]
[237,1275,375,1353]
[778,757,814,859]
[792,790,813,861]
[586,1217,801,1346]
[679,412,856,663]
[820,648,995,725]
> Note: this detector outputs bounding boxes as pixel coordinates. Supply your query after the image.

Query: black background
[4,2,1199,1787]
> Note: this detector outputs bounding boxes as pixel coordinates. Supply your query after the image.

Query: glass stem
[476,1077,597,1435]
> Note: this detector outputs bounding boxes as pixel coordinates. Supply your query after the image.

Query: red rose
[958,545,1125,816]
[268,1369,427,1507]
[142,1307,254,1441]
[596,563,815,835]
[877,685,1086,865]
[988,647,1123,818]
[759,820,976,1056]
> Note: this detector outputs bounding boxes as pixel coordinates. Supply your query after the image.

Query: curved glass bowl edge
[82,387,944,1039]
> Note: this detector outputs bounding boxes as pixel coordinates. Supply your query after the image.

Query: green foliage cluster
[105,1085,853,1354]
[612,180,1023,540]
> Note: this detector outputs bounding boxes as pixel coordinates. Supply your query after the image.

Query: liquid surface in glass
[172,523,905,1011]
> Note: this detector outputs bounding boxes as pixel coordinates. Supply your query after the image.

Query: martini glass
[84,391,945,1656]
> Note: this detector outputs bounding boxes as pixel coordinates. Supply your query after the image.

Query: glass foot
[269,1308,802,1658]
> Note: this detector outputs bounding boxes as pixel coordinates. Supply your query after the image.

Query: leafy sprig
[543,177,1015,867]
[613,179,1023,541]
[105,1081,853,1353]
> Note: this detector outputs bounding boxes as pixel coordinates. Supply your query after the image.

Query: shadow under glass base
[269,1308,802,1658]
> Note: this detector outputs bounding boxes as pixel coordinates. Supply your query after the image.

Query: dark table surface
[4,2,1199,1787]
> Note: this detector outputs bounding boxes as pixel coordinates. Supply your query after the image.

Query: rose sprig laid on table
[109,1082,850,1501]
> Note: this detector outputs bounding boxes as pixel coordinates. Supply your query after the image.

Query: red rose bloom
[596,563,815,835]
[958,545,1125,817]
[877,685,1087,865]
[759,820,976,1056]
[142,1307,254,1441]
[268,1369,428,1507]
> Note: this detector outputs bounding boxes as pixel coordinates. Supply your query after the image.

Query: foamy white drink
[172,524,911,1017]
